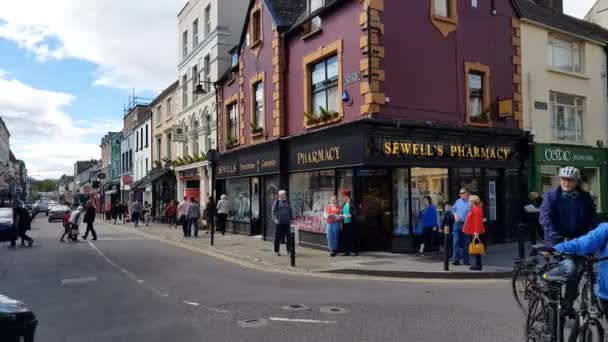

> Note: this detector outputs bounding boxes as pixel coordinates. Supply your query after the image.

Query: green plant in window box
[304,111,319,125]
[162,157,174,167]
[250,122,263,134]
[472,108,491,123]
[195,152,206,162]
[319,106,339,121]
[153,160,162,169]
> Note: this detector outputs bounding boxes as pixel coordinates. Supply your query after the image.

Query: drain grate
[237,318,269,328]
[282,304,311,312]
[320,306,349,315]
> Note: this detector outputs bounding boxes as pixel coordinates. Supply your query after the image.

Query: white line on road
[268,317,337,324]
[202,305,230,313]
[182,300,200,306]
[61,276,98,285]
[87,241,168,297]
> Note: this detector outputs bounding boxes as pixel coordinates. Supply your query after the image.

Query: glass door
[355,169,392,251]
[250,177,261,235]
[263,175,279,240]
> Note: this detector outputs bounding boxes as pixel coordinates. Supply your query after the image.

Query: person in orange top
[324,195,342,257]
[463,195,486,271]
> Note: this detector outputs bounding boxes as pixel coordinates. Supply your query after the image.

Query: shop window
[311,56,339,117]
[290,170,335,234]
[251,177,260,221]
[410,168,448,235]
[550,91,584,142]
[465,62,491,126]
[252,81,264,134]
[226,178,251,223]
[547,33,583,73]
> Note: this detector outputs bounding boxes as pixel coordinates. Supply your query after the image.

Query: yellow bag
[468,237,485,255]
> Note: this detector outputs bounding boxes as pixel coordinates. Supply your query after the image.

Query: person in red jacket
[463,195,485,271]
[60,210,71,242]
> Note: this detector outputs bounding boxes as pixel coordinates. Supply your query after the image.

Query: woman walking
[340,190,360,256]
[417,196,438,256]
[216,195,230,235]
[463,195,486,271]
[202,196,216,234]
[324,195,342,257]
[165,200,177,228]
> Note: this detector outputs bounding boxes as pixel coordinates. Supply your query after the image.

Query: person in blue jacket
[539,166,596,248]
[416,196,438,256]
[553,222,608,314]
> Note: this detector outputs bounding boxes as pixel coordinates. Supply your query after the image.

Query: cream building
[518,0,608,211]
[175,0,247,202]
[151,81,178,166]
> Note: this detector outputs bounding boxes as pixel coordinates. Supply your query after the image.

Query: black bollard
[443,226,450,271]
[210,217,215,246]
[290,226,296,267]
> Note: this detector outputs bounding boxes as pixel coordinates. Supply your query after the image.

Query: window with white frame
[547,33,583,73]
[550,91,584,142]
[182,74,188,109]
[308,0,323,30]
[253,82,264,130]
[434,0,449,17]
[193,19,199,48]
[203,55,211,92]
[311,55,339,116]
[182,30,188,58]
[204,5,211,37]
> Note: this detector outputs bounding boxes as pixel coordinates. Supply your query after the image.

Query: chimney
[534,0,563,13]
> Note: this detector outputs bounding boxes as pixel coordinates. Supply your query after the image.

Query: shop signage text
[217,163,238,177]
[543,147,594,163]
[383,142,512,160]
[296,147,341,165]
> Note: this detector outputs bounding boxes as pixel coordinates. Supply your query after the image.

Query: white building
[174,0,248,202]
[133,115,152,204]
[0,117,11,196]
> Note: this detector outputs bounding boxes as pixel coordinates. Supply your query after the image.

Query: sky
[0,0,597,180]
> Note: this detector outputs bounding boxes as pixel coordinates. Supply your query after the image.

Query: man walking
[82,201,98,240]
[177,196,191,237]
[451,188,471,266]
[129,200,143,227]
[271,190,293,256]
[187,198,201,237]
[9,201,33,248]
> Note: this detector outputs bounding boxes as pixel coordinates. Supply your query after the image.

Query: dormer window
[308,0,323,13]
[231,52,238,68]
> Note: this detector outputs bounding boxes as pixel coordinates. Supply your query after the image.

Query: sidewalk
[104,220,516,279]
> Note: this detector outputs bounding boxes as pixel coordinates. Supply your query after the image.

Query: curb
[320,268,513,280]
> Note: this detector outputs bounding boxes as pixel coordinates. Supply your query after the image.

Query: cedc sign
[543,147,594,163]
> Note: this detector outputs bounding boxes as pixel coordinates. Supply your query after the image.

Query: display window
[225,178,251,222]
[411,168,447,235]
[392,168,411,235]
[290,170,335,233]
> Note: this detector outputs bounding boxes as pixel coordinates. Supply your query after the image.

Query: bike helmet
[558,166,580,181]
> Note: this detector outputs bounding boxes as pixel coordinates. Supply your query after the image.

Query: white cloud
[0,73,122,179]
[0,0,182,92]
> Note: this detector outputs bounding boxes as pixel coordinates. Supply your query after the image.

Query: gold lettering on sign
[240,163,257,171]
[261,160,277,168]
[297,147,342,165]
[383,141,513,161]
[437,145,444,156]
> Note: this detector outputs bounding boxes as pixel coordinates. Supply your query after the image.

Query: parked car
[0,207,14,242]
[48,206,70,222]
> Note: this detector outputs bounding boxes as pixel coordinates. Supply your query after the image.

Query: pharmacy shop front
[286,123,529,253]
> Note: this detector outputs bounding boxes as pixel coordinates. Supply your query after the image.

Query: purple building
[217,0,529,252]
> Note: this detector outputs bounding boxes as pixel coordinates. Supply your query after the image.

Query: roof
[149,80,179,108]
[515,0,608,43]
[267,0,307,27]
[130,168,173,190]
[8,150,16,162]
[75,160,97,175]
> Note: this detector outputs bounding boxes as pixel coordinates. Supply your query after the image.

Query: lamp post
[206,149,218,246]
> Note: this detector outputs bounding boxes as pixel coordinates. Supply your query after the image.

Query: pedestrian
[340,190,361,256]
[202,196,216,234]
[129,200,143,227]
[452,188,472,266]
[116,203,123,224]
[165,200,177,228]
[9,202,33,247]
[68,206,84,242]
[324,195,342,257]
[177,196,191,237]
[143,201,151,226]
[416,196,438,257]
[440,202,455,257]
[463,195,486,271]
[60,209,71,242]
[216,194,230,235]
[524,191,543,246]
[81,201,98,240]
[271,190,293,256]
[187,198,201,237]
[105,200,111,220]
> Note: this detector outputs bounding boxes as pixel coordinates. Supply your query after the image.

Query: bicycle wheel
[581,318,604,342]
[513,265,534,312]
[526,296,549,340]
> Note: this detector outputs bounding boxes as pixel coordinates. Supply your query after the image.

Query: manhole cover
[320,306,349,315]
[237,318,269,328]
[282,304,310,312]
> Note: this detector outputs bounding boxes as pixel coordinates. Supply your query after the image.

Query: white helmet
[558,166,580,181]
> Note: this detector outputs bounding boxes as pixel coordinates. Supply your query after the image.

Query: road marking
[87,241,168,297]
[269,317,337,324]
[61,276,98,285]
[182,300,199,306]
[202,305,230,313]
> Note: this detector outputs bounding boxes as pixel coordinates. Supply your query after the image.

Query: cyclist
[539,166,597,309]
[551,222,608,315]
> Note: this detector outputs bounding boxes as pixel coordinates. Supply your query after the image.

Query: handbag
[468,237,485,255]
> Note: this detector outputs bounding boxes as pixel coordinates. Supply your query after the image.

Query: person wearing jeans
[187,198,200,237]
[176,197,190,237]
[324,195,342,257]
[451,188,471,266]
[271,190,293,256]
[216,195,230,235]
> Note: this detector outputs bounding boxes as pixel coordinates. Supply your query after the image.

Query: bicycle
[512,252,557,313]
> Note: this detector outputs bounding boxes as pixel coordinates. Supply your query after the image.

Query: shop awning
[131,168,173,190]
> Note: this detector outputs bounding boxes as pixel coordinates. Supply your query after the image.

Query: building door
[355,169,392,251]
[263,175,279,240]
[250,177,261,235]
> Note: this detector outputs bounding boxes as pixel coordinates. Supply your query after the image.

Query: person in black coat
[10,202,33,247]
[202,196,216,234]
[82,201,98,240]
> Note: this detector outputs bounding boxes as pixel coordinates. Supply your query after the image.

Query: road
[0,215,524,342]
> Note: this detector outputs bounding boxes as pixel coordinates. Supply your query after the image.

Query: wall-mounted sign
[216,142,280,179]
[381,140,514,160]
[172,125,187,142]
[542,147,594,163]
[121,175,133,185]
[344,72,361,86]
[288,135,364,172]
[534,101,548,110]
[498,99,513,118]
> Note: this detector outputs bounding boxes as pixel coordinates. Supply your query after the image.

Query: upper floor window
[231,52,239,68]
[434,0,450,17]
[253,82,264,131]
[156,105,162,126]
[227,103,238,142]
[193,19,199,48]
[550,91,584,142]
[166,98,172,118]
[311,55,339,117]
[156,138,162,161]
[547,34,583,73]
[251,9,262,46]
[182,30,188,58]
[192,64,199,101]
[203,54,211,92]
[182,74,188,109]
[204,5,211,37]
[308,0,323,13]
[465,62,491,125]
[145,124,148,148]
[307,0,323,30]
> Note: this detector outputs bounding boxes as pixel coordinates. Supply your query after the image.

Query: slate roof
[516,0,608,43]
[267,0,307,28]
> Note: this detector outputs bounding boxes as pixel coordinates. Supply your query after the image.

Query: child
[60,210,71,242]
[440,202,455,258]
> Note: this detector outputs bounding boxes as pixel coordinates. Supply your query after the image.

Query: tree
[31,179,58,193]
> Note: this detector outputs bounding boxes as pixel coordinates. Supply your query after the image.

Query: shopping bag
[468,237,485,255]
